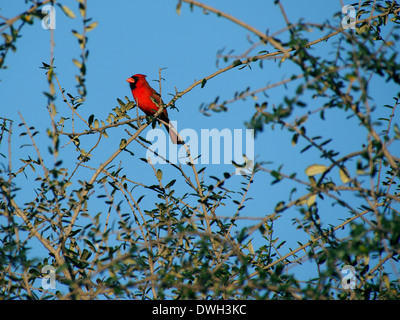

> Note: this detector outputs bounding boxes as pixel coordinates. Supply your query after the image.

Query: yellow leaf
[61,5,76,19]
[72,59,82,69]
[79,1,86,17]
[296,198,308,206]
[176,1,182,15]
[86,21,98,32]
[383,275,391,289]
[339,167,350,183]
[71,30,84,41]
[356,24,370,34]
[305,164,328,176]
[124,258,136,265]
[247,240,255,255]
[24,14,32,22]
[2,33,12,44]
[119,139,127,149]
[307,194,317,207]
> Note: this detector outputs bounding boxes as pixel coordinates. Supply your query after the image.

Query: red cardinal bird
[126,74,182,144]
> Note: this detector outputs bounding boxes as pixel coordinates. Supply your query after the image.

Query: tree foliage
[0,0,400,299]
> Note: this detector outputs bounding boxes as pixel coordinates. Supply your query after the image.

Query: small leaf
[40,62,50,69]
[394,123,400,139]
[296,198,307,206]
[305,164,328,176]
[156,169,163,181]
[176,1,182,15]
[275,263,284,275]
[201,78,207,88]
[85,21,98,32]
[117,98,125,109]
[275,201,285,212]
[307,194,317,207]
[59,5,76,18]
[71,30,84,41]
[125,101,135,111]
[277,240,286,249]
[165,179,176,189]
[232,59,242,67]
[247,240,255,255]
[356,24,370,34]
[339,167,350,183]
[78,1,86,17]
[88,114,94,126]
[72,59,82,69]
[119,139,127,149]
[309,176,317,187]
[292,133,299,146]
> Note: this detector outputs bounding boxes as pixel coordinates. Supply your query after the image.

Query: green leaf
[88,114,94,127]
[156,169,163,181]
[40,62,50,70]
[277,240,286,249]
[117,98,125,109]
[165,179,176,189]
[125,101,135,111]
[274,263,284,275]
[232,59,242,67]
[201,78,207,88]
[292,133,299,146]
[308,176,317,187]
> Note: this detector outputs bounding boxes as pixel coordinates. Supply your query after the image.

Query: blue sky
[1,0,399,291]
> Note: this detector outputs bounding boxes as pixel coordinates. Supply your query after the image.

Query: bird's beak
[126,78,135,83]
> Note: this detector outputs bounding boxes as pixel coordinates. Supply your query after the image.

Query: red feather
[126,74,182,144]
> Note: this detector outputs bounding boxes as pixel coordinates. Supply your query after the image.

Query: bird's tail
[164,122,184,145]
